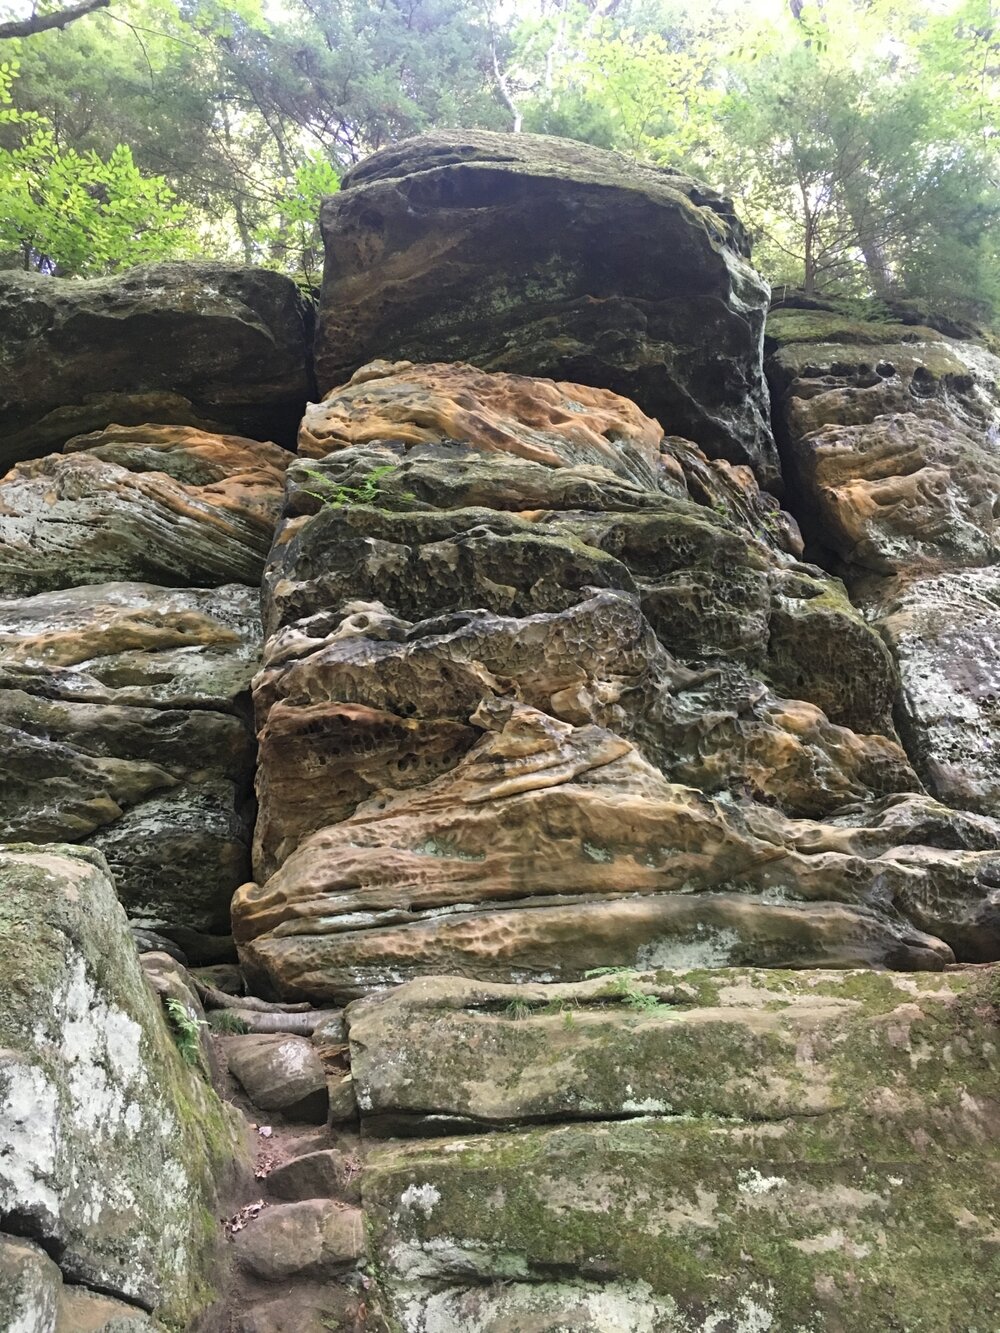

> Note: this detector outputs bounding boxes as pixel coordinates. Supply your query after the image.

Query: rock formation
[315,132,778,484]
[234,358,1000,1003]
[0,262,312,467]
[3,133,1000,1333]
[352,968,1000,1331]
[767,305,1000,818]
[0,422,290,954]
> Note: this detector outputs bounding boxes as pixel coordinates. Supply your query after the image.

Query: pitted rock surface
[235,360,1000,1002]
[767,305,1000,820]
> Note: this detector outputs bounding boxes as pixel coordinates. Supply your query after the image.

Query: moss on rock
[0,843,247,1327]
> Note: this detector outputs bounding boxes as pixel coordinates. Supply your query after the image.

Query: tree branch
[0,0,111,40]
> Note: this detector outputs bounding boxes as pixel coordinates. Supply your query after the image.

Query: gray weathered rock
[360,967,1000,1332]
[0,844,245,1324]
[767,304,1000,822]
[868,567,1000,817]
[0,262,311,467]
[56,1288,155,1332]
[140,951,219,1082]
[0,581,259,934]
[0,1235,63,1333]
[315,131,777,482]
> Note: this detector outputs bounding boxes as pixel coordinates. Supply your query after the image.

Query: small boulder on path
[225,1034,329,1121]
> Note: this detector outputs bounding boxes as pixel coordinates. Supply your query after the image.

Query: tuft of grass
[209,1009,250,1035]
[503,998,532,1022]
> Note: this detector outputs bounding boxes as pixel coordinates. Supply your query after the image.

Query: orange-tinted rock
[250,588,913,883]
[300,360,664,484]
[234,703,1000,1001]
[0,423,289,596]
[239,361,1000,999]
[782,412,1000,575]
[766,306,1000,577]
[767,305,1000,822]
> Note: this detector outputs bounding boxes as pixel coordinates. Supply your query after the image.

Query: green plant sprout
[297,463,414,511]
[584,967,669,1014]
[164,996,208,1066]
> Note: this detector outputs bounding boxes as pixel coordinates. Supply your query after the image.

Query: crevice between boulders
[0,1220,155,1314]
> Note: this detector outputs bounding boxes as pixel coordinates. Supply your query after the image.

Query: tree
[0,0,110,41]
[2,0,997,317]
[0,56,194,272]
[712,1,1000,314]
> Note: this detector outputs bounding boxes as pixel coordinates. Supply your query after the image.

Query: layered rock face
[315,132,778,484]
[0,421,290,949]
[0,845,244,1329]
[347,967,1000,1331]
[767,307,1000,818]
[0,262,312,467]
[234,359,1000,1003]
[5,137,1000,1333]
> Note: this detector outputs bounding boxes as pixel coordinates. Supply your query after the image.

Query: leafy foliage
[252,152,340,291]
[584,967,672,1013]
[0,56,193,273]
[296,464,414,510]
[164,995,208,1067]
[1,0,998,317]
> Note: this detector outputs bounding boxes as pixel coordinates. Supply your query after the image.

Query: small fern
[297,463,414,511]
[584,968,668,1014]
[165,996,207,1066]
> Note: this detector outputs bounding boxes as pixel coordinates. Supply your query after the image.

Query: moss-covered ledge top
[346,967,999,1133]
[357,966,1000,1333]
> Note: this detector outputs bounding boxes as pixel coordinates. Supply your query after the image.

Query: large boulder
[355,967,1000,1331]
[0,1234,157,1331]
[0,844,246,1326]
[0,262,312,467]
[314,132,777,483]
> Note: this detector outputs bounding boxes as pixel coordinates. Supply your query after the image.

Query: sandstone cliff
[2,132,999,1333]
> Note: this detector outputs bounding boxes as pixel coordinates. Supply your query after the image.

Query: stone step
[231,1200,365,1282]
[265,1148,362,1205]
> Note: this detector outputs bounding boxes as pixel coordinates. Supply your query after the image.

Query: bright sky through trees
[0,0,996,320]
